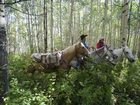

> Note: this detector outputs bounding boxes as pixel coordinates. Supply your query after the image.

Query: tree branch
[0,0,31,5]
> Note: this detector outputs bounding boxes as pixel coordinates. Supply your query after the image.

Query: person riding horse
[96,37,105,49]
[94,37,106,59]
[72,34,89,69]
[80,34,89,49]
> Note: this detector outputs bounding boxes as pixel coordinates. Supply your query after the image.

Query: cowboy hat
[99,37,104,41]
[80,34,88,40]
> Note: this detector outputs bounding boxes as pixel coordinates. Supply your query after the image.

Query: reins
[93,45,115,65]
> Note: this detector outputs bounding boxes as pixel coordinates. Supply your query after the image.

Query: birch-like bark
[120,0,129,40]
[0,0,8,102]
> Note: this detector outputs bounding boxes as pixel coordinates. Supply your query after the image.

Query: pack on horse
[30,42,90,73]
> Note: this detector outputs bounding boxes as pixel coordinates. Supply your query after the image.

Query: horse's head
[112,46,135,63]
[122,46,135,62]
[75,42,90,57]
[103,45,116,61]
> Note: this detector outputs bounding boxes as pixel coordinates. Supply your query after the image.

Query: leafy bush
[3,54,140,105]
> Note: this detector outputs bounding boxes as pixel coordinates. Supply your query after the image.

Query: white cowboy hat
[99,37,104,41]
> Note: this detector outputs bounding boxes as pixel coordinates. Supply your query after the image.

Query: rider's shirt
[96,41,104,49]
[81,40,89,49]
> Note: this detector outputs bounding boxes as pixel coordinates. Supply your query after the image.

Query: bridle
[93,45,117,65]
[95,45,113,59]
[122,47,132,60]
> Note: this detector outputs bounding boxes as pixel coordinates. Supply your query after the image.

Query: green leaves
[4,54,140,105]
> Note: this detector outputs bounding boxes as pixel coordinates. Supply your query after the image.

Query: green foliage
[113,60,140,105]
[4,55,140,105]
[5,54,54,105]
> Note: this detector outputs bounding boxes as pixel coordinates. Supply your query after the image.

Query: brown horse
[30,41,90,73]
[59,41,90,69]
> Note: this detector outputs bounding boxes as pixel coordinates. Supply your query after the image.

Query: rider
[80,34,89,49]
[75,34,89,69]
[96,37,105,49]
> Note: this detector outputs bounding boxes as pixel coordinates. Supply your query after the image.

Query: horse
[111,46,135,63]
[70,45,115,69]
[90,45,115,62]
[30,41,90,73]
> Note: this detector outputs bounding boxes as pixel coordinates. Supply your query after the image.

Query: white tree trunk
[120,0,129,40]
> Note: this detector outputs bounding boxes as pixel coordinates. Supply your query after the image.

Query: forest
[0,0,140,105]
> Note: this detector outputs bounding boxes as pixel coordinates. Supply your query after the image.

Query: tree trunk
[120,0,129,40]
[109,0,113,45]
[96,0,101,40]
[34,12,40,52]
[77,10,80,36]
[44,0,48,53]
[0,0,8,102]
[73,11,76,42]
[60,0,63,50]
[138,36,140,58]
[137,0,140,58]
[50,0,54,52]
[127,1,132,45]
[82,6,85,34]
[102,0,108,36]
[133,30,138,55]
[88,0,93,45]
[26,4,34,53]
[30,1,34,52]
[69,0,74,45]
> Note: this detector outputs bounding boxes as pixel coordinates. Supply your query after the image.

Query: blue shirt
[81,40,88,49]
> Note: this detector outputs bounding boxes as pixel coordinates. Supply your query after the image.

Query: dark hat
[80,34,88,40]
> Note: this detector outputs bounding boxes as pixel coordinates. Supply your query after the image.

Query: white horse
[90,45,115,62]
[70,45,115,69]
[111,46,135,63]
